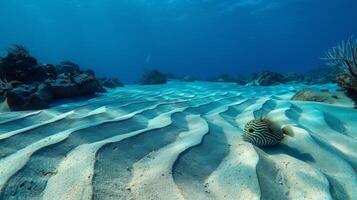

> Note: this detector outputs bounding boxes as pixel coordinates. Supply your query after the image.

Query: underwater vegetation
[324,36,357,77]
[324,36,357,103]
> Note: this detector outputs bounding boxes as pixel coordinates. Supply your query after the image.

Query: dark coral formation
[248,71,286,86]
[0,45,39,83]
[99,78,124,88]
[140,70,167,85]
[323,36,357,104]
[336,73,357,103]
[0,45,123,111]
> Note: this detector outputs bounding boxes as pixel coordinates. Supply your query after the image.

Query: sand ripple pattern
[0,82,356,200]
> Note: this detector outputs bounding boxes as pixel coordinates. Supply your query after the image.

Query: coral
[0,45,123,111]
[336,73,357,102]
[56,60,81,75]
[0,45,38,83]
[324,36,357,78]
[243,119,283,147]
[248,71,285,86]
[324,36,357,104]
[99,78,124,88]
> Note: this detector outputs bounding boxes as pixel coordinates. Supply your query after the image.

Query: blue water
[0,0,356,82]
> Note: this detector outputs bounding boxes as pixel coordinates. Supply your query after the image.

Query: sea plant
[5,44,31,58]
[0,44,38,82]
[323,36,357,78]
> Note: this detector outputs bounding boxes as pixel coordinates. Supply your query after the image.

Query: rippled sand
[0,82,356,200]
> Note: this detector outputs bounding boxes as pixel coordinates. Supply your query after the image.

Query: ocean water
[1,1,357,200]
[0,0,357,81]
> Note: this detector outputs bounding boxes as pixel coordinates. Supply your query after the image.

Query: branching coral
[323,36,357,78]
[5,45,31,58]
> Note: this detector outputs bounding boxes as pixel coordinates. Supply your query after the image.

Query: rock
[336,73,357,103]
[83,69,96,76]
[0,45,38,83]
[291,88,348,104]
[5,84,52,111]
[0,45,112,111]
[33,64,58,81]
[0,79,13,101]
[36,83,54,104]
[74,73,106,94]
[56,61,81,75]
[249,71,285,86]
[47,73,77,98]
[48,73,105,99]
[99,78,124,88]
[140,70,167,85]
[235,74,247,85]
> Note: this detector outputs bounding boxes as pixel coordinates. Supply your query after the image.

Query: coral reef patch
[0,45,122,111]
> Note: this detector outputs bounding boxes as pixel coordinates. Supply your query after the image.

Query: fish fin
[282,125,295,137]
[280,135,289,144]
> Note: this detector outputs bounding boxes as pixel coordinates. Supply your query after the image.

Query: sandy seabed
[0,81,356,200]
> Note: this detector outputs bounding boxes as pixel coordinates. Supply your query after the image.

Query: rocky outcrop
[56,61,81,75]
[0,45,38,83]
[140,70,167,85]
[235,74,247,85]
[248,71,286,86]
[0,45,123,111]
[291,88,349,105]
[336,73,357,103]
[99,78,124,88]
[48,73,105,99]
[5,84,53,111]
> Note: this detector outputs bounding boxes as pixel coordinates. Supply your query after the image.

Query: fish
[243,119,285,147]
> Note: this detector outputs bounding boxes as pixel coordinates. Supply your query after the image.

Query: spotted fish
[243,119,284,146]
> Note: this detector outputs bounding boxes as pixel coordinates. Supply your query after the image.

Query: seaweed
[5,44,31,58]
[323,36,357,78]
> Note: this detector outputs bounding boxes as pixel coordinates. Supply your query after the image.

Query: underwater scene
[0,0,357,200]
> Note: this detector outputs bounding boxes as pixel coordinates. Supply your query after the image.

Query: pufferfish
[243,119,292,147]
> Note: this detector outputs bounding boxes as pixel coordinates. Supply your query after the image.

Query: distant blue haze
[0,0,356,82]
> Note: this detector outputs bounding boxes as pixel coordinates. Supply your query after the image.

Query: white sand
[0,82,356,200]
